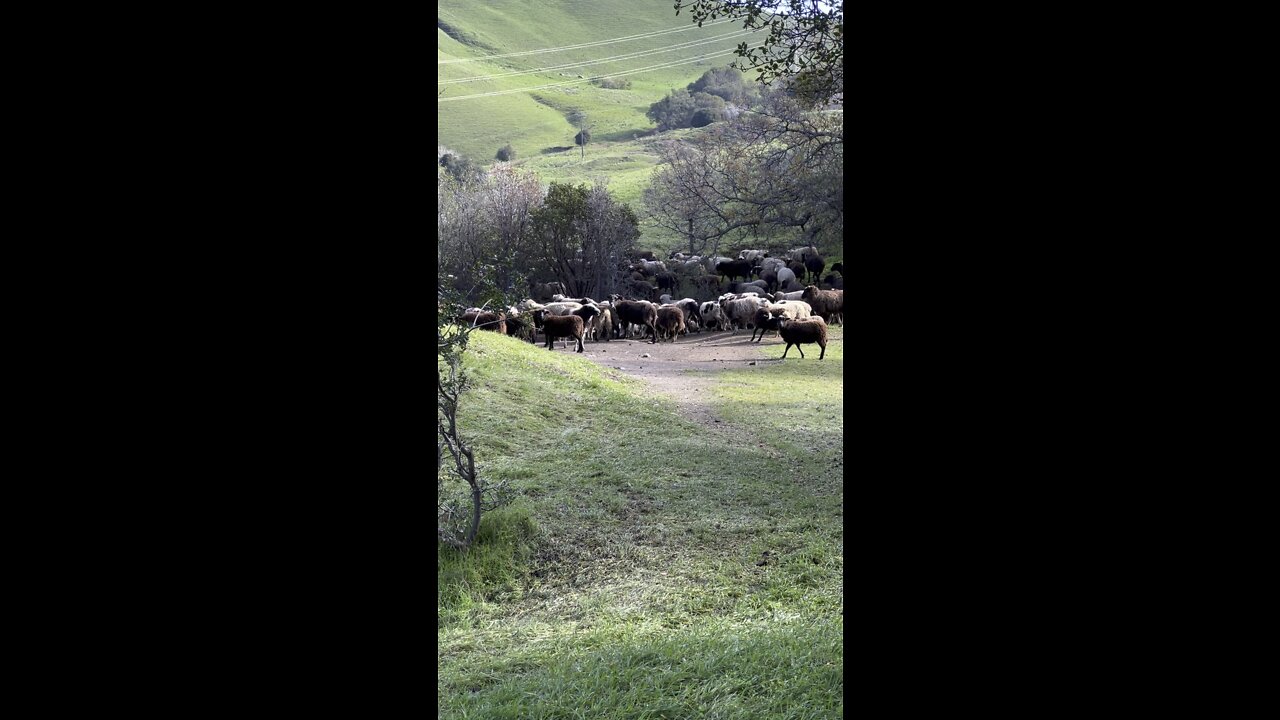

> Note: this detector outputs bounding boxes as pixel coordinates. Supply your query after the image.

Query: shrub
[574,128,592,146]
[496,144,516,162]
[593,77,632,90]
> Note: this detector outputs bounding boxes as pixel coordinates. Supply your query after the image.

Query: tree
[643,88,842,253]
[567,109,592,160]
[532,181,639,298]
[438,164,545,303]
[675,0,844,106]
[438,277,516,551]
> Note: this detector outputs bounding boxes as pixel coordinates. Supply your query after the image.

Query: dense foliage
[644,86,842,253]
[675,0,844,107]
[647,66,758,131]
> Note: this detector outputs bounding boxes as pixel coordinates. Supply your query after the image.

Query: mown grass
[438,332,843,719]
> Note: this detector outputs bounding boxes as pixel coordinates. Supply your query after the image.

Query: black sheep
[715,259,753,283]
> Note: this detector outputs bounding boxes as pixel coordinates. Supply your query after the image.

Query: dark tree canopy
[675,0,844,106]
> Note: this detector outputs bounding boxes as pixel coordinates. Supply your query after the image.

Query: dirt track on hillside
[541,328,837,427]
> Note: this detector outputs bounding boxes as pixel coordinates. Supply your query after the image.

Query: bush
[575,128,592,146]
[593,77,632,90]
[496,144,516,162]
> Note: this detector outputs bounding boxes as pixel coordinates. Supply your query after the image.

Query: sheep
[705,255,734,274]
[776,266,797,289]
[738,249,767,263]
[804,255,825,281]
[715,258,754,283]
[535,313,585,353]
[656,272,676,294]
[635,250,656,261]
[460,310,507,335]
[720,295,769,332]
[749,301,813,342]
[773,290,805,301]
[655,306,685,342]
[515,299,546,313]
[830,262,844,276]
[699,301,724,330]
[673,298,702,332]
[593,305,614,342]
[770,316,828,359]
[612,298,659,343]
[823,273,845,290]
[629,280,657,301]
[801,285,843,325]
[788,246,820,262]
[658,293,674,305]
[788,259,808,282]
[639,260,667,276]
[543,301,583,316]
[760,256,787,275]
[571,304,602,340]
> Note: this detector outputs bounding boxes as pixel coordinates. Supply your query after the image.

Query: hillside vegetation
[439,1,770,249]
[438,330,844,718]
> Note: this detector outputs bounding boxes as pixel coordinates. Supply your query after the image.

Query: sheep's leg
[819,343,826,360]
[797,345,805,358]
[781,343,791,359]
[576,335,584,353]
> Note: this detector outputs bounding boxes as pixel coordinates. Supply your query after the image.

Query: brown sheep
[460,311,507,335]
[801,285,843,325]
[772,316,828,360]
[655,306,685,342]
[535,313,585,353]
[612,298,659,343]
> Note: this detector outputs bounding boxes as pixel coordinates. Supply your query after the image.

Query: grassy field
[438,330,844,719]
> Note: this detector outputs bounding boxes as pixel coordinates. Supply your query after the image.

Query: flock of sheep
[458,246,845,360]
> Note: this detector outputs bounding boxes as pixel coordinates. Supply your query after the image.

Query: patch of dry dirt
[542,329,796,426]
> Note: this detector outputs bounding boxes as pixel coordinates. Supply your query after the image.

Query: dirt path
[546,329,792,426]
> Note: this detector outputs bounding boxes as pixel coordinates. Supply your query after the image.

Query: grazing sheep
[536,313,585,353]
[612,298,659,344]
[823,273,845,290]
[801,285,843,325]
[738,249,767,264]
[716,258,754,283]
[831,262,844,276]
[655,306,685,342]
[460,310,507,335]
[776,267,797,289]
[771,316,828,359]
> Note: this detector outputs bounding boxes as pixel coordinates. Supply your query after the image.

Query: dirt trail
[544,329,795,427]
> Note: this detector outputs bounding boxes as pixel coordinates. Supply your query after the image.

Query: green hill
[438,1,765,250]
[438,330,844,718]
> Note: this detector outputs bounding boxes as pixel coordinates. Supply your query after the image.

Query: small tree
[495,143,516,162]
[438,276,516,550]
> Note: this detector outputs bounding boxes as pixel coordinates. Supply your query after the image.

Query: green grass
[438,331,843,719]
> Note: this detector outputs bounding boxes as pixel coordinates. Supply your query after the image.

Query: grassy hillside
[438,1,755,163]
[438,331,844,718]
